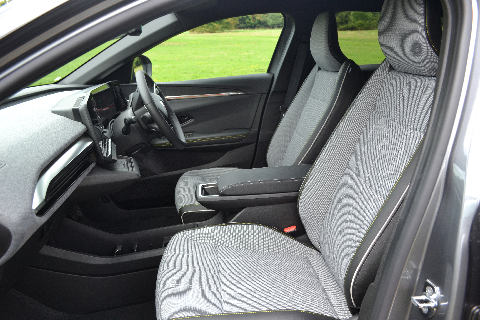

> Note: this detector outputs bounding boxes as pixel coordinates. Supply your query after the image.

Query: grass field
[31,29,384,86]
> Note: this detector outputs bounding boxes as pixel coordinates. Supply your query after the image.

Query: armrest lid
[217,164,311,196]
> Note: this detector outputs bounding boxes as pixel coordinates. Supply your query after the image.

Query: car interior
[0,0,476,318]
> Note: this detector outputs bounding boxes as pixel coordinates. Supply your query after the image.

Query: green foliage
[192,14,283,33]
[0,0,12,7]
[236,13,284,29]
[191,18,238,33]
[191,11,378,33]
[336,11,381,30]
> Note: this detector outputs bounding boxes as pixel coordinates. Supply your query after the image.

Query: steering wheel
[135,70,186,149]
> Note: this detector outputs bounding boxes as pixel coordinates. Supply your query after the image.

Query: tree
[191,13,283,33]
[191,17,238,33]
[336,11,380,30]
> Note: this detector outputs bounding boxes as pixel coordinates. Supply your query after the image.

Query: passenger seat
[175,12,363,222]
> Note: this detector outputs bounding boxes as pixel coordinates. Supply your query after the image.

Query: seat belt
[280,34,310,117]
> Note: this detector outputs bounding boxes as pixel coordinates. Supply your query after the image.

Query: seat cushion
[156,224,352,320]
[175,167,238,212]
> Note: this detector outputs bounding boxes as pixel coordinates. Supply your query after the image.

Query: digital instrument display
[91,88,117,119]
[87,82,127,125]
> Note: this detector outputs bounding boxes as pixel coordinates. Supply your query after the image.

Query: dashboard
[52,81,128,163]
[0,82,137,266]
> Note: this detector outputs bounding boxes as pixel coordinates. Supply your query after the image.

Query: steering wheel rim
[135,70,186,149]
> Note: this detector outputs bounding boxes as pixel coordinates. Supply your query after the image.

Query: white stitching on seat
[349,185,409,307]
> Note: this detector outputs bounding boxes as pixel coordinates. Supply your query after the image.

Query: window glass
[143,14,284,82]
[30,39,119,86]
[336,12,385,65]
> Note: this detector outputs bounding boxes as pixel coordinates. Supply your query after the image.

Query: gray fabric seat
[157,0,442,318]
[156,224,351,319]
[175,12,362,222]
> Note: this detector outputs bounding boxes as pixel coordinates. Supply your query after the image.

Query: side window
[143,14,284,82]
[335,12,385,65]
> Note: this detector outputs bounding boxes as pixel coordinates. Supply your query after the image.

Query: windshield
[29,39,119,86]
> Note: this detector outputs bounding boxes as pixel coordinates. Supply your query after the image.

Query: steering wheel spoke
[135,70,186,149]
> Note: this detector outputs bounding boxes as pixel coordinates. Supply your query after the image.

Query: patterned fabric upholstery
[310,12,348,72]
[156,224,352,320]
[299,63,435,287]
[175,167,237,211]
[175,11,354,211]
[379,0,442,76]
[298,61,391,248]
[158,0,441,318]
[266,63,348,167]
[298,0,440,288]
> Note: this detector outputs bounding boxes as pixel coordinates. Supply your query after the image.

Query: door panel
[114,73,273,209]
[168,94,261,134]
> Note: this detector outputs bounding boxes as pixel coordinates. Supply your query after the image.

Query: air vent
[33,137,94,216]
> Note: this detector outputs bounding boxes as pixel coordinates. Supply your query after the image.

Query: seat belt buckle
[284,225,299,237]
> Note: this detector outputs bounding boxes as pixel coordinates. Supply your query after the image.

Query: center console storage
[70,156,141,201]
[197,164,311,211]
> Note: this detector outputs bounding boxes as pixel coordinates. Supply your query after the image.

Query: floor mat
[0,290,156,320]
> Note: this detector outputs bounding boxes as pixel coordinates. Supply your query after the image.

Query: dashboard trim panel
[32,137,93,211]
[165,92,245,100]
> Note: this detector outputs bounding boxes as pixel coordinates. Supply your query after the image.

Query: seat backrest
[298,0,442,309]
[266,12,361,167]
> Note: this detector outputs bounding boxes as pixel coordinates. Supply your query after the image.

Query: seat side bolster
[266,68,318,167]
[296,60,362,165]
[171,310,339,320]
[343,142,423,308]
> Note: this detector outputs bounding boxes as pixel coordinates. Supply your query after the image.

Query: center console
[196,165,311,211]
[50,82,142,199]
[181,165,312,233]
[52,81,128,164]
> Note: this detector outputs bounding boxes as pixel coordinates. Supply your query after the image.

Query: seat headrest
[310,12,348,72]
[379,0,442,77]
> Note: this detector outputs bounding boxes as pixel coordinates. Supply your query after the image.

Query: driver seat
[175,12,362,222]
[156,0,442,318]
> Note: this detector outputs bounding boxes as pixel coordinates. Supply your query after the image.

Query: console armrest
[196,165,311,211]
[217,164,311,196]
